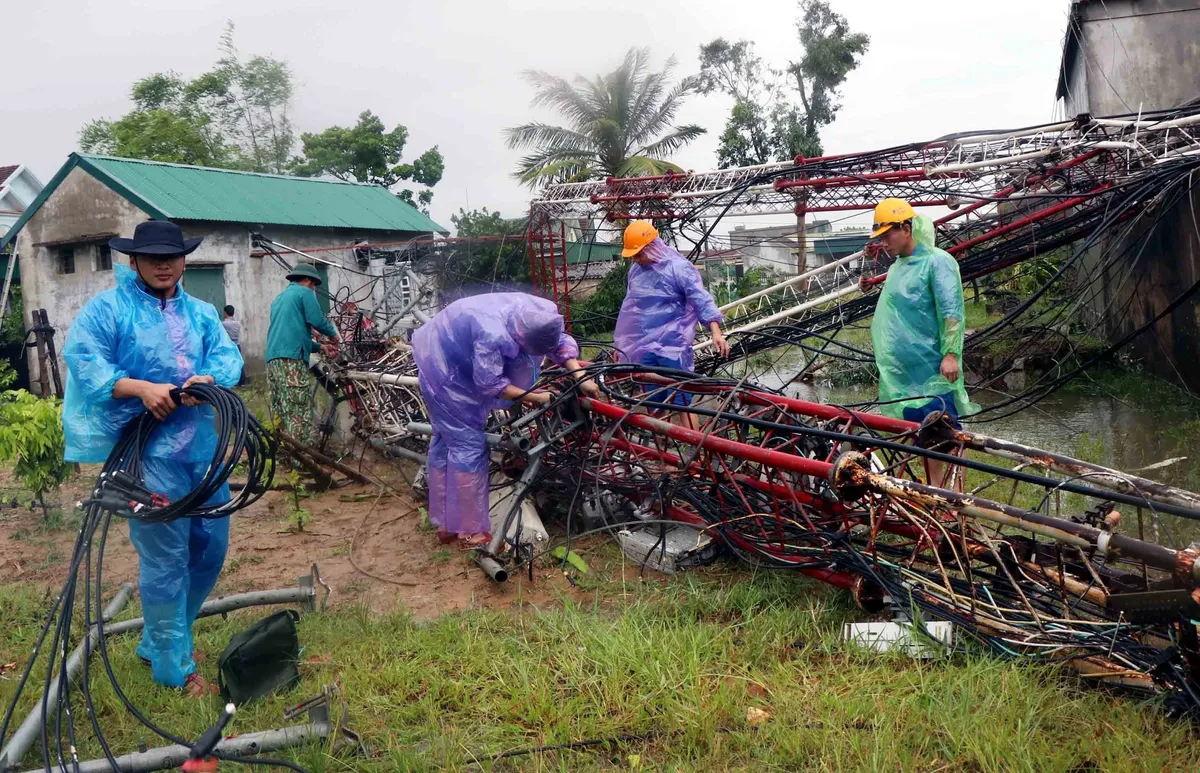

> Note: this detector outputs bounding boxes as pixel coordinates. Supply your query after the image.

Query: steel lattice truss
[528,108,1200,347]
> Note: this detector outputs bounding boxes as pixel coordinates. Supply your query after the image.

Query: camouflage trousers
[267,358,316,446]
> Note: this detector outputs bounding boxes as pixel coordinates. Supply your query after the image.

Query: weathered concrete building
[1056,0,1200,389]
[1057,0,1200,118]
[727,221,869,279]
[0,153,447,379]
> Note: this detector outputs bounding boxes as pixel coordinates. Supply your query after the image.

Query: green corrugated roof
[0,153,447,249]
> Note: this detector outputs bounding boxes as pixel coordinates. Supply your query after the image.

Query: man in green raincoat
[867,198,978,489]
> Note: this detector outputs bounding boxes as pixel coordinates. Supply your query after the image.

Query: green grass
[3,558,1198,771]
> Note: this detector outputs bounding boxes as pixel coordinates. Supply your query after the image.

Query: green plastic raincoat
[870,216,979,420]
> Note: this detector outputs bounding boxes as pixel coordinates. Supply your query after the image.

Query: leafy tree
[571,261,630,338]
[697,39,787,168]
[506,48,706,186]
[292,111,444,212]
[0,293,24,390]
[788,0,870,153]
[80,71,230,166]
[80,22,295,173]
[211,23,296,173]
[703,265,779,308]
[2,292,25,346]
[441,208,530,290]
[698,1,869,166]
[0,391,71,519]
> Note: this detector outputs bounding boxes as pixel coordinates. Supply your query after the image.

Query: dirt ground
[0,458,617,620]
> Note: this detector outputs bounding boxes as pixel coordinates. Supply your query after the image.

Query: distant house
[0,153,448,377]
[0,163,45,299]
[0,164,44,241]
[727,221,868,276]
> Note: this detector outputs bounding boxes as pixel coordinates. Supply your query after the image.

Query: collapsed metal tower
[317,108,1200,717]
[527,107,1200,364]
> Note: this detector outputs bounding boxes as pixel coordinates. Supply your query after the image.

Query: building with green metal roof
[9,153,448,377]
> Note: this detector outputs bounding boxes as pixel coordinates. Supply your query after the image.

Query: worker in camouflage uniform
[264,264,340,446]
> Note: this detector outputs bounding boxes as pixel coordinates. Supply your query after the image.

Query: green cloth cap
[286,264,323,285]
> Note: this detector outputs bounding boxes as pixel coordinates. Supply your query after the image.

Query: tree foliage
[292,110,444,212]
[2,292,24,346]
[571,261,630,338]
[506,48,706,186]
[0,293,23,390]
[698,1,869,167]
[0,391,71,517]
[80,22,295,173]
[703,265,780,308]
[441,208,530,291]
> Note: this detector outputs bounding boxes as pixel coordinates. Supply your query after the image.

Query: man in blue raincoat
[412,292,597,547]
[613,220,730,428]
[62,220,243,694]
[867,199,978,490]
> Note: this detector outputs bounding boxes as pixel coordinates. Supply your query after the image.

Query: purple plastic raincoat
[412,293,579,536]
[612,238,723,372]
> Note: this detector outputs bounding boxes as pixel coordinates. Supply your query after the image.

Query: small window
[57,247,75,275]
[399,274,413,307]
[95,245,113,272]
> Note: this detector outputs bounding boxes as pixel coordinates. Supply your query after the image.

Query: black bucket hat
[109,220,203,256]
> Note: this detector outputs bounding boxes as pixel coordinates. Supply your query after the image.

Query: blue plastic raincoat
[612,238,723,372]
[412,293,578,536]
[870,216,978,420]
[62,264,243,687]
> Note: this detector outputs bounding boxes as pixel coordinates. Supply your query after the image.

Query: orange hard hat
[621,220,659,258]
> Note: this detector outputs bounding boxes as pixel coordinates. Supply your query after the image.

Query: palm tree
[506,48,706,187]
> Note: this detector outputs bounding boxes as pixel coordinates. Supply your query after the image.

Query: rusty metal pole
[38,310,63,398]
[952,426,1200,511]
[29,308,49,397]
[828,452,1198,586]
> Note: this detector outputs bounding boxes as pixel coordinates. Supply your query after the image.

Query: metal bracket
[282,684,371,759]
[298,564,331,613]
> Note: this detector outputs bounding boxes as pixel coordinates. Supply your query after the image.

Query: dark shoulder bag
[217,609,302,704]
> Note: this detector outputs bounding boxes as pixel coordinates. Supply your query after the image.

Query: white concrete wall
[16,167,149,391]
[17,166,440,385]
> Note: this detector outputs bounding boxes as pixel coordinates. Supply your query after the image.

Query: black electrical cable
[0,384,314,773]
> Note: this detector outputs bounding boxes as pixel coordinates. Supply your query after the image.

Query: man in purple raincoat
[412,292,597,546]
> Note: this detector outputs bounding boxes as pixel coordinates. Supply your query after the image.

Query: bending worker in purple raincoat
[413,293,598,547]
[613,220,731,428]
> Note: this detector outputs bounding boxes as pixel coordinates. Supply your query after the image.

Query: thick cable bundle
[91,383,275,522]
[0,384,303,773]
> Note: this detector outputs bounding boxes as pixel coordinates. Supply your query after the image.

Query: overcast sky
[2,1,1071,232]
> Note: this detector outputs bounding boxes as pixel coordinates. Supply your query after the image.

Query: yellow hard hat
[871,198,916,238]
[621,220,659,258]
